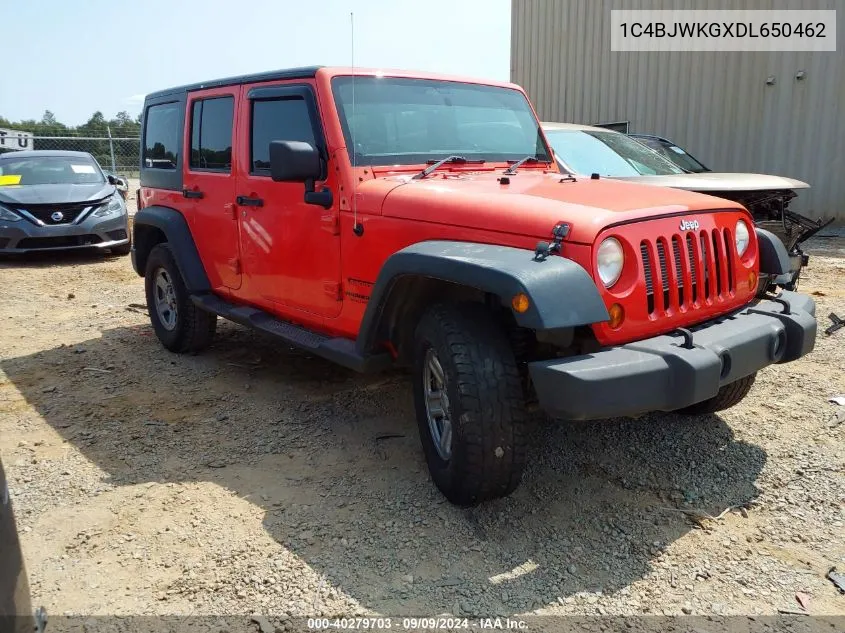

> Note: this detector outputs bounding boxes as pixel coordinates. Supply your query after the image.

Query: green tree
[115,111,132,126]
[40,110,57,126]
[81,111,107,135]
[108,110,141,137]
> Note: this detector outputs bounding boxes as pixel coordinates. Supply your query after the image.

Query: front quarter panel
[357,240,609,354]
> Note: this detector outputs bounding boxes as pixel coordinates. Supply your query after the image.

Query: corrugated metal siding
[511,0,845,221]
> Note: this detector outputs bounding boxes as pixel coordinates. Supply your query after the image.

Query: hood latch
[534,222,571,261]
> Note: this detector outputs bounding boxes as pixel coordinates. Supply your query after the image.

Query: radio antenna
[351,11,363,237]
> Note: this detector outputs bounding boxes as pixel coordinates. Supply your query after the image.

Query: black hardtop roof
[145,66,324,101]
[0,150,95,160]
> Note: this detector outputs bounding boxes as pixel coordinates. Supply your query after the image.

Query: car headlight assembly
[0,204,21,222]
[597,237,624,288]
[735,219,750,256]
[93,194,125,218]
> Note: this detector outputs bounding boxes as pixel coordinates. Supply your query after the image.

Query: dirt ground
[1,235,843,623]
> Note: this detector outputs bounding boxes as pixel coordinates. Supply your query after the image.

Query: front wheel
[412,303,527,506]
[144,243,217,353]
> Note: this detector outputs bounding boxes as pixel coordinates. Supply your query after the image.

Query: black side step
[191,294,392,374]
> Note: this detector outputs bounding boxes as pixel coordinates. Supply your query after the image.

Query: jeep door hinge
[323,281,342,301]
[228,257,241,275]
[224,202,237,220]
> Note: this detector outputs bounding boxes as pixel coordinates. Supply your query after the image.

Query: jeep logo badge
[51,211,64,222]
[679,219,699,231]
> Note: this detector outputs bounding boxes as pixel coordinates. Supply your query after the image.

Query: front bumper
[529,291,816,420]
[0,212,129,253]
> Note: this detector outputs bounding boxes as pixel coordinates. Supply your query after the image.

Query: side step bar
[191,294,392,374]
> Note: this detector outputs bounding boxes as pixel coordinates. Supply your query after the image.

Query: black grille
[641,242,675,295]
[640,229,735,315]
[17,235,102,249]
[10,201,98,225]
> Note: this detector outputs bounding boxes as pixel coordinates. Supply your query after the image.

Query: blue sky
[1,0,511,125]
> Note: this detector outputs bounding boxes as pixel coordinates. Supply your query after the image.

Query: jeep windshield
[332,76,551,167]
[0,155,105,186]
[544,129,685,177]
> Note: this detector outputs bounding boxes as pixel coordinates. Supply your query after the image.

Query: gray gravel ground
[0,234,843,624]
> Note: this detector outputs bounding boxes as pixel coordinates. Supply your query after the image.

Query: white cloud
[125,94,146,104]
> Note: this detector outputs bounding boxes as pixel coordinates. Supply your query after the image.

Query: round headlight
[735,220,750,256]
[597,237,624,288]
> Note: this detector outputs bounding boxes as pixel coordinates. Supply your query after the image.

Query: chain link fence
[0,130,140,176]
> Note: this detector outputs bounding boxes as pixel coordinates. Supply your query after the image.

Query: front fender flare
[357,240,609,354]
[755,228,791,276]
[131,206,210,293]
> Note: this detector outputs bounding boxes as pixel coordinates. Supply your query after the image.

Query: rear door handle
[236,195,264,207]
[183,188,203,199]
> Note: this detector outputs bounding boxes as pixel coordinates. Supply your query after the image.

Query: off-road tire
[412,303,527,506]
[144,243,216,353]
[680,373,757,415]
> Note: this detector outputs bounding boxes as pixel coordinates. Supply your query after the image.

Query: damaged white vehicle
[542,122,832,290]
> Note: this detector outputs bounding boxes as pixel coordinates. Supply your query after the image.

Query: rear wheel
[144,243,216,353]
[679,373,756,415]
[412,303,527,506]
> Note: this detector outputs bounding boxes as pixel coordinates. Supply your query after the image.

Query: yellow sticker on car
[0,174,22,185]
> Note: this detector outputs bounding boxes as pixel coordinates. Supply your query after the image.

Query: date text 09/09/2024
[307,617,528,629]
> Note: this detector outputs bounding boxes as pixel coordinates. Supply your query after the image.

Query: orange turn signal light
[748,270,758,290]
[512,293,531,313]
[608,303,625,329]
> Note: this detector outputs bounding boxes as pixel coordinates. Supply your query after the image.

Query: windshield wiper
[413,155,484,180]
[503,155,549,175]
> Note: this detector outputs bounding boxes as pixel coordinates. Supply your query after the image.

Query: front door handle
[183,188,203,199]
[236,195,264,207]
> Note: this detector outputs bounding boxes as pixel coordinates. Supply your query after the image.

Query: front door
[183,88,241,290]
[234,81,341,317]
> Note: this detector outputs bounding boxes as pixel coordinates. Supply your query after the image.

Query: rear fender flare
[131,206,210,293]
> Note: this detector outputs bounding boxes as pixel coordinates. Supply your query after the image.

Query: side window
[251,97,316,174]
[143,103,180,169]
[189,96,235,172]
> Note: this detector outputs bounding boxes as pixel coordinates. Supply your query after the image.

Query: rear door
[183,87,241,290]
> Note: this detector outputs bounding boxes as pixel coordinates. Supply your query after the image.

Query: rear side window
[143,103,181,170]
[251,98,315,173]
[190,96,235,172]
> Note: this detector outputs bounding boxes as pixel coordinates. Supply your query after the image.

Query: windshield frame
[0,154,106,186]
[545,129,686,177]
[330,75,553,168]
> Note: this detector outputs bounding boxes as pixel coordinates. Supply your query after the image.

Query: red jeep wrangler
[132,67,816,505]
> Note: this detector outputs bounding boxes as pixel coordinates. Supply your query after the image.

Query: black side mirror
[269,140,332,209]
[107,174,118,185]
[269,140,321,182]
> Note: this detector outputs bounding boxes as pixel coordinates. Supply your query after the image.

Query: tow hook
[673,327,695,349]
